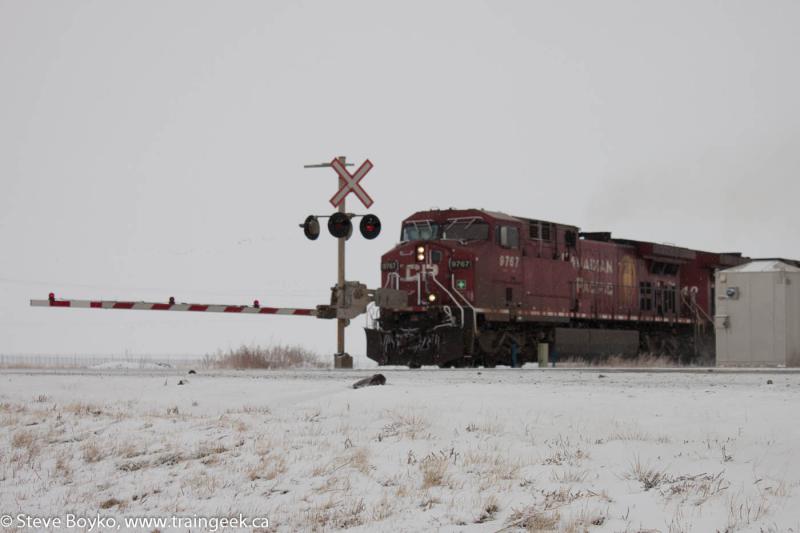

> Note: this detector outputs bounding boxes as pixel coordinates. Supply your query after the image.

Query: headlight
[427,293,437,303]
[417,246,425,254]
[417,253,425,261]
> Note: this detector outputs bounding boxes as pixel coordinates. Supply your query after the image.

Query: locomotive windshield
[401,221,440,241]
[442,219,489,241]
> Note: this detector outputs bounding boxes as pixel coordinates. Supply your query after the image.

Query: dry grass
[419,493,441,510]
[309,447,372,479]
[11,429,35,449]
[474,495,500,523]
[551,467,589,483]
[623,456,666,491]
[115,441,146,459]
[237,405,272,415]
[248,456,287,481]
[541,488,587,509]
[82,440,105,463]
[10,429,41,463]
[606,429,671,444]
[542,436,589,466]
[183,471,220,499]
[667,504,691,533]
[507,506,561,531]
[65,402,103,416]
[762,478,792,498]
[205,344,326,369]
[194,441,228,458]
[561,504,607,532]
[348,447,371,475]
[660,471,729,504]
[54,450,73,479]
[378,410,430,440]
[726,492,770,530]
[0,401,28,414]
[462,450,522,483]
[465,419,505,435]
[420,455,450,488]
[304,497,366,530]
[99,497,123,509]
[371,493,396,522]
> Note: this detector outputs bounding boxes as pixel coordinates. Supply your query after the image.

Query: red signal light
[328,212,353,239]
[359,214,381,240]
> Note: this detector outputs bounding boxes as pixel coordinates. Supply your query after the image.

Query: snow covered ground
[1,368,799,532]
[88,361,174,370]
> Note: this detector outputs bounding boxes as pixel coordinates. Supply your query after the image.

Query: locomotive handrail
[426,271,465,328]
[438,305,457,328]
[680,288,713,324]
[384,272,400,290]
[451,274,479,336]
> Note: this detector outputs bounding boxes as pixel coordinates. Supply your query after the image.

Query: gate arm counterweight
[30,294,317,317]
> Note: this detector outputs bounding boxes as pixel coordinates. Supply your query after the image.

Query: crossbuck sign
[329,158,374,208]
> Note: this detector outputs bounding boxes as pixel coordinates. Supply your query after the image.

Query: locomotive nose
[380,241,475,308]
[414,243,475,306]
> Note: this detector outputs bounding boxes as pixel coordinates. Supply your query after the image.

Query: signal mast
[302,156,381,368]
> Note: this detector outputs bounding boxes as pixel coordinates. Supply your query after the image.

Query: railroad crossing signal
[360,214,381,240]
[301,212,381,241]
[330,158,374,208]
[302,155,380,369]
[299,156,379,242]
[302,215,320,240]
[328,212,353,239]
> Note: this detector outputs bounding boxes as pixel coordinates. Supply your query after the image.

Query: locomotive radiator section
[554,328,639,359]
[365,326,464,367]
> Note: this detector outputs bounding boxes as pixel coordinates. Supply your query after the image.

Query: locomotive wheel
[478,332,499,354]
[642,331,681,359]
[643,333,658,355]
[662,336,679,356]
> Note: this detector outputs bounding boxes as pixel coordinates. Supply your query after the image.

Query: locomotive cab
[384,211,500,308]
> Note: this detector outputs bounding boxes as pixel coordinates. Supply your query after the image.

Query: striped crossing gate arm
[30,294,317,317]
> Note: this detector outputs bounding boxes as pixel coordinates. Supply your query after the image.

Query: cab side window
[498,226,519,249]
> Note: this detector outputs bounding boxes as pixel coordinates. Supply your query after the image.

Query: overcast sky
[1,1,798,364]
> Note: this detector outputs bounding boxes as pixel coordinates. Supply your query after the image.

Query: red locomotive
[366,208,747,367]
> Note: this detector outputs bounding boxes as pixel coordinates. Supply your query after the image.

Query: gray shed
[714,260,800,367]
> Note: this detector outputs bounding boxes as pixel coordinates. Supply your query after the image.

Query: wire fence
[0,353,204,369]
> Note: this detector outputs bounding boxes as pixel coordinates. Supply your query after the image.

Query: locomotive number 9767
[499,255,520,268]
